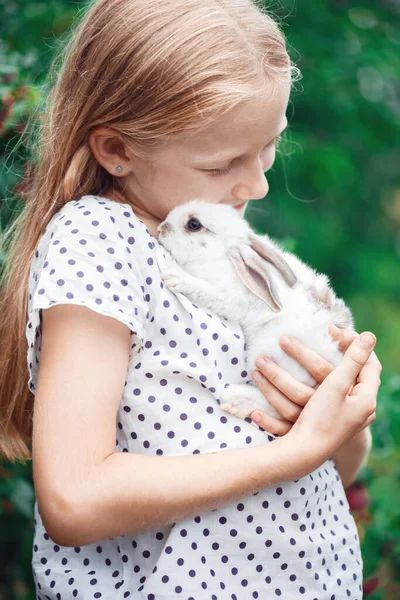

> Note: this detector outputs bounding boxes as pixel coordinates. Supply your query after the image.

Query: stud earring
[116,165,123,173]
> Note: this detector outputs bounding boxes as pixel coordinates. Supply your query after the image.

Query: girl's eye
[202,135,283,177]
[204,165,232,176]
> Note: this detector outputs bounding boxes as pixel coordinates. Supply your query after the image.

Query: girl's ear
[227,236,297,312]
[88,127,132,175]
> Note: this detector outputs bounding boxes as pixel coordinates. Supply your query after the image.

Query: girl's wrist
[286,423,373,482]
[277,426,331,481]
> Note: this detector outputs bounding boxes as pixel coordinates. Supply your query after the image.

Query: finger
[328,325,358,352]
[252,370,303,421]
[349,338,382,391]
[358,350,382,377]
[329,327,383,377]
[254,357,314,407]
[355,357,382,386]
[356,411,376,434]
[351,349,381,393]
[250,409,293,436]
[279,336,334,384]
[331,332,377,393]
[349,360,381,400]
[365,411,376,426]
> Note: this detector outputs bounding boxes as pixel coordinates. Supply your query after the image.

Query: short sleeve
[26,196,149,392]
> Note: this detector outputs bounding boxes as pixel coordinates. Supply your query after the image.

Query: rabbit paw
[220,384,271,420]
[160,264,195,296]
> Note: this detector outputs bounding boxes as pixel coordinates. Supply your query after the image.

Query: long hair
[0,0,300,463]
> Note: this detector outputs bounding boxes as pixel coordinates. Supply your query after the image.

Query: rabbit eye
[186,217,202,232]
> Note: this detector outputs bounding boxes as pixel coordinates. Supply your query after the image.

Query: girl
[0,0,381,598]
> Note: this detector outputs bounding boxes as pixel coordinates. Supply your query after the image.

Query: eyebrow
[193,119,288,163]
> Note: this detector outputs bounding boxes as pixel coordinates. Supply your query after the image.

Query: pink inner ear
[229,253,282,312]
[249,234,297,288]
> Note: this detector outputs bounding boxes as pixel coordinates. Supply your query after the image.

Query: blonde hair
[0,0,300,463]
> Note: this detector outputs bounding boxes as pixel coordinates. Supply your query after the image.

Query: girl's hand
[249,325,382,437]
[249,337,329,436]
[288,332,379,459]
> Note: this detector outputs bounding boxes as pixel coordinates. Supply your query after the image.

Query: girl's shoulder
[56,193,139,221]
[37,193,161,273]
[50,194,154,247]
[27,195,162,358]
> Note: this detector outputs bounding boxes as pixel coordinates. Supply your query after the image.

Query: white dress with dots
[26,195,363,600]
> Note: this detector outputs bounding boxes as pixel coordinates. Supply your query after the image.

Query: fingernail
[360,332,376,348]
[255,357,269,369]
[280,336,291,347]
[252,412,262,423]
[252,370,263,382]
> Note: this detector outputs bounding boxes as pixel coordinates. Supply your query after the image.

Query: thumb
[331,332,376,393]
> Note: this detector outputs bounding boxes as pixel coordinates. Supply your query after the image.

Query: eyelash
[204,135,282,176]
[207,165,232,176]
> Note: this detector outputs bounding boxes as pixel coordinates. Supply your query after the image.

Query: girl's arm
[331,426,373,489]
[34,305,376,548]
[33,304,317,548]
[63,434,316,548]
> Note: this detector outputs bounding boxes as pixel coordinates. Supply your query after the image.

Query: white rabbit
[157,199,354,422]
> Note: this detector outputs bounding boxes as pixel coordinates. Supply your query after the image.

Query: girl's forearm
[331,427,373,489]
[50,432,319,548]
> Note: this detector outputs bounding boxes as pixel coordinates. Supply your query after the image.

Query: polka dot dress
[27,195,363,599]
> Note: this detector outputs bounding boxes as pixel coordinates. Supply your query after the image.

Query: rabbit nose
[158,222,172,235]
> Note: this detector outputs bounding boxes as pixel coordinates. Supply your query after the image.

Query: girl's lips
[234,201,247,210]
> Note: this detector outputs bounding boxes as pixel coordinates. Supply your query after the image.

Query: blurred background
[0,0,399,598]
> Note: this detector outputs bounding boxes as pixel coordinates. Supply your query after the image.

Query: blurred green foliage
[0,0,399,598]
[247,0,400,374]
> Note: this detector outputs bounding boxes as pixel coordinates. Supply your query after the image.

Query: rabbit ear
[229,245,283,312]
[249,233,297,288]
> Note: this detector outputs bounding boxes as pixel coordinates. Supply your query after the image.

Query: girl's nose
[232,164,269,201]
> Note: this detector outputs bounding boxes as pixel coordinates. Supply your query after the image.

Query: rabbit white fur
[157,200,354,422]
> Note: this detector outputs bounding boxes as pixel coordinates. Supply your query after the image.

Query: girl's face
[120,82,290,238]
